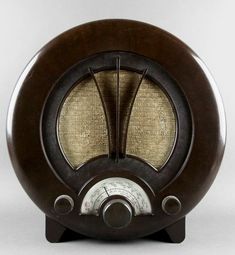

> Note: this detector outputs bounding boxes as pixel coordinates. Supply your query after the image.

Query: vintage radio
[7,20,226,243]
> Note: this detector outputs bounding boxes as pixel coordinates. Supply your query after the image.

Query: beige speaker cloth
[58,70,176,170]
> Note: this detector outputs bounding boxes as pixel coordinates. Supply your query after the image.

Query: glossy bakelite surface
[7,20,226,240]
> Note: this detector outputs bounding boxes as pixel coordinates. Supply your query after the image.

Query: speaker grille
[58,70,176,169]
[58,76,108,167]
[126,77,176,168]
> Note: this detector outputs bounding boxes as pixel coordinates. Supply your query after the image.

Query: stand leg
[148,217,186,243]
[45,216,185,243]
[45,216,85,243]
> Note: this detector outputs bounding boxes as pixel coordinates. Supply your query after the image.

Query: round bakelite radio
[7,20,226,243]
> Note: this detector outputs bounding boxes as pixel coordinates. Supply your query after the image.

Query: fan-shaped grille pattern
[58,70,176,169]
[126,78,176,168]
[58,77,108,168]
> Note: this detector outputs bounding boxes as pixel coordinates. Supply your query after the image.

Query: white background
[0,1,234,254]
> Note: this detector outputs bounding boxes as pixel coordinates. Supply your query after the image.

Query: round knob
[162,196,181,215]
[102,199,132,229]
[54,195,74,215]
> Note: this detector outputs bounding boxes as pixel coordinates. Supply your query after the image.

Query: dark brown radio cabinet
[7,19,226,243]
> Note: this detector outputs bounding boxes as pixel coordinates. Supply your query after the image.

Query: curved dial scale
[80,177,153,216]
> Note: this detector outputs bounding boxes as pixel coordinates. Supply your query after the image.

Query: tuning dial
[102,199,132,229]
[80,177,152,216]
